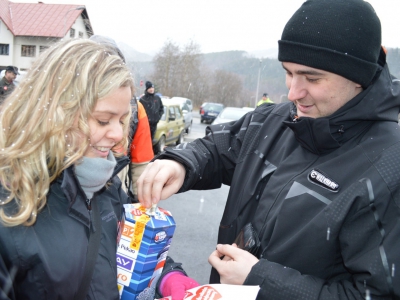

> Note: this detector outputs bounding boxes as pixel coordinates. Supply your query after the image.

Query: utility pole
[255,59,262,107]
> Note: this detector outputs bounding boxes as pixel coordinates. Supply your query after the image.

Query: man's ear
[378,46,386,67]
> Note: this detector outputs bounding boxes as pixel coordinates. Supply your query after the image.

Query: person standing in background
[127,98,154,200]
[0,66,19,105]
[140,81,164,140]
[257,92,274,106]
[115,95,154,200]
[116,98,154,200]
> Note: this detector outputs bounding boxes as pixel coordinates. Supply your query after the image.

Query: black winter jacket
[0,77,15,105]
[139,92,163,125]
[0,156,130,300]
[156,64,400,299]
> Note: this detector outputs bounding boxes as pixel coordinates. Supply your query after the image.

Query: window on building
[0,44,9,55]
[79,31,83,38]
[39,46,49,54]
[21,45,36,57]
[70,28,75,38]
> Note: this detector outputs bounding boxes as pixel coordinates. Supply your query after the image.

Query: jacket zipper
[86,198,92,210]
[86,198,93,233]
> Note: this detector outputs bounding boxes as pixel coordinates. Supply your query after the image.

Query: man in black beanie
[139,81,164,141]
[136,0,400,299]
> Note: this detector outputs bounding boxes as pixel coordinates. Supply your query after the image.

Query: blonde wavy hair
[0,38,134,227]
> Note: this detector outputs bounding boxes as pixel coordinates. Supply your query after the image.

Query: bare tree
[208,70,243,106]
[152,39,246,108]
[190,67,211,108]
[176,41,202,98]
[152,40,202,101]
[152,40,180,97]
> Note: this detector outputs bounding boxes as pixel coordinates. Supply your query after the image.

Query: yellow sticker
[130,213,150,251]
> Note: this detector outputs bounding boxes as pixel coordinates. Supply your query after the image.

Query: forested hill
[203,48,400,80]
[131,46,399,105]
[202,51,286,100]
[201,48,400,102]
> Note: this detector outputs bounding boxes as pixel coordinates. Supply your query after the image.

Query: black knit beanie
[145,81,153,91]
[278,0,382,88]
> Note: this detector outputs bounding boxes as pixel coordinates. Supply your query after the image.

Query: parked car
[169,97,193,112]
[242,106,255,112]
[200,103,224,124]
[163,98,193,134]
[212,107,254,125]
[199,102,208,114]
[181,102,193,133]
[160,95,171,101]
[153,103,186,154]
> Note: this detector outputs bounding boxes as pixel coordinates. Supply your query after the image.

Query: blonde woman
[0,38,134,299]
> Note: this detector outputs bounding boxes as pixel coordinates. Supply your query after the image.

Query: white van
[169,97,193,112]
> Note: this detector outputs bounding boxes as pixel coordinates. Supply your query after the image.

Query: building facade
[0,0,93,71]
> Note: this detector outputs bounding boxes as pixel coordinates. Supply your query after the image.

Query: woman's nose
[108,122,124,143]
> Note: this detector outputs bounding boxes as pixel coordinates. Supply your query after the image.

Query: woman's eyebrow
[93,110,130,116]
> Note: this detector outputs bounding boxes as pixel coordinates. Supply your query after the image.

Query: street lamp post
[63,6,85,39]
[254,59,262,107]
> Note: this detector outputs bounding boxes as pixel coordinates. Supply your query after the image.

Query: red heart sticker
[191,286,222,300]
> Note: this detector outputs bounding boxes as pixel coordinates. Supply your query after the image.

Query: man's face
[147,87,155,94]
[5,71,16,83]
[282,62,362,119]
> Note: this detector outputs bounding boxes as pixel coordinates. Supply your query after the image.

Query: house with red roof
[0,0,93,71]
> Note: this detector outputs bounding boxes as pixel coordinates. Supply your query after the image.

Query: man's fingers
[208,249,225,267]
[209,244,259,285]
[208,244,238,266]
[137,162,157,208]
[216,244,242,259]
[137,160,186,208]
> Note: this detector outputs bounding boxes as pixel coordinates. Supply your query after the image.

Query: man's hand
[137,159,186,208]
[208,244,259,285]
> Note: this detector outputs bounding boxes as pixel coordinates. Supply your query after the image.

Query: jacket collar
[57,154,129,226]
[61,165,91,227]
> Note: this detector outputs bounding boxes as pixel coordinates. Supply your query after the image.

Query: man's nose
[287,77,307,101]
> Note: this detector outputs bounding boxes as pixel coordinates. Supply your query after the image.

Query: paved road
[184,112,207,143]
[159,112,229,285]
[160,185,228,285]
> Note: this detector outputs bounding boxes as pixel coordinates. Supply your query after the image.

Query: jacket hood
[284,64,400,155]
[330,63,400,123]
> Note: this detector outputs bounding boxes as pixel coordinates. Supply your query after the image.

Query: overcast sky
[13,0,400,55]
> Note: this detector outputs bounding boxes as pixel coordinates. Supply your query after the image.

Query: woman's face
[83,86,132,158]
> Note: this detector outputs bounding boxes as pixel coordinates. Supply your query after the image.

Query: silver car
[212,107,254,125]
